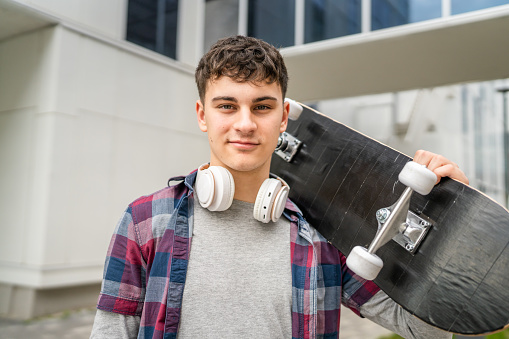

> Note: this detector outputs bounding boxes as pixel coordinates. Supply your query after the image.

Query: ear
[196,100,207,132]
[280,100,290,133]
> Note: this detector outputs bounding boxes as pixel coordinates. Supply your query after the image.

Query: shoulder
[285,199,330,245]
[310,224,346,265]
[286,199,345,264]
[128,186,180,223]
[128,172,195,225]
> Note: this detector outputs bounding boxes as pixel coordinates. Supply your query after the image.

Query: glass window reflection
[204,0,239,52]
[452,0,509,15]
[126,0,179,59]
[371,0,441,31]
[304,0,361,43]
[248,0,295,47]
[409,0,441,22]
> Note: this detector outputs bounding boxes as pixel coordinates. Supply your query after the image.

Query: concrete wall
[10,0,128,39]
[0,22,208,318]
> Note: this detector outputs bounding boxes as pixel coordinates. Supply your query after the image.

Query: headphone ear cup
[207,166,235,211]
[195,164,215,208]
[195,164,234,211]
[271,185,289,222]
[253,179,282,223]
[253,179,270,222]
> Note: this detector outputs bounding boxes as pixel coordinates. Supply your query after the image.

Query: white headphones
[195,163,290,223]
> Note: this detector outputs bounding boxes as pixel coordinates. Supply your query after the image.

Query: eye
[255,104,271,111]
[218,104,235,110]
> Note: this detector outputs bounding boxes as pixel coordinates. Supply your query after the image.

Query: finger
[414,151,452,172]
[434,164,469,185]
[413,150,438,168]
[428,156,457,173]
[412,150,429,165]
[413,150,468,185]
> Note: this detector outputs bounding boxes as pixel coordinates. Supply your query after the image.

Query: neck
[230,168,269,203]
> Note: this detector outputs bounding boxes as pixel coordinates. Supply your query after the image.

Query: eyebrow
[253,96,278,103]
[210,96,278,103]
[211,96,237,102]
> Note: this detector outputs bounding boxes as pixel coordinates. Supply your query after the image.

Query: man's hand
[413,150,469,185]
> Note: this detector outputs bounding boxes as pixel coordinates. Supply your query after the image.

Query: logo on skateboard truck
[346,162,438,280]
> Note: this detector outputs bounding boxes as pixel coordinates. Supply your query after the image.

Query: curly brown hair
[195,35,288,102]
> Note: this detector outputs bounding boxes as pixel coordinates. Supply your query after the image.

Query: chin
[225,159,268,173]
[227,163,258,173]
[213,150,272,173]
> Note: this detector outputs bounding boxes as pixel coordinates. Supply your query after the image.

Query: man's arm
[93,205,146,337]
[90,309,140,339]
[360,290,452,339]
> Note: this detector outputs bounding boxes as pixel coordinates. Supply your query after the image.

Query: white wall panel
[24,112,55,266]
[40,112,78,265]
[116,51,171,126]
[0,108,34,264]
[14,0,127,39]
[77,37,119,116]
[0,29,47,111]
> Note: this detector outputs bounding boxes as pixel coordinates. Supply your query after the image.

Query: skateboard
[271,100,509,335]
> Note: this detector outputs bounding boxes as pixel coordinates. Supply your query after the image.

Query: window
[304,0,361,43]
[371,0,409,30]
[248,0,295,48]
[126,0,179,59]
[204,0,240,52]
[409,0,441,23]
[371,0,441,31]
[451,0,509,15]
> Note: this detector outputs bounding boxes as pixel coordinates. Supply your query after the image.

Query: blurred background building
[0,0,508,320]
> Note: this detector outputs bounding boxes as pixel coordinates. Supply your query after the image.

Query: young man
[91,36,468,338]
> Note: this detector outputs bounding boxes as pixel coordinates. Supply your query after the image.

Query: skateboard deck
[271,103,509,335]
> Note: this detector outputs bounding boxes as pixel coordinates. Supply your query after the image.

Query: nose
[233,107,257,133]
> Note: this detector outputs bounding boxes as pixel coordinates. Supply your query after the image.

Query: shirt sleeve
[360,290,452,339]
[96,206,146,316]
[90,309,141,339]
[340,252,381,316]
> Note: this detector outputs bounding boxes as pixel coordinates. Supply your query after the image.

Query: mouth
[229,140,260,150]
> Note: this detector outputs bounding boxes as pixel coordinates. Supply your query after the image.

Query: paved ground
[0,308,96,339]
[0,306,393,339]
[340,306,394,338]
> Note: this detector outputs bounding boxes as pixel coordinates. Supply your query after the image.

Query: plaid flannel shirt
[97,171,379,339]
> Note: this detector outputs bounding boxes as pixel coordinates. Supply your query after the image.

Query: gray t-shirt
[177,199,292,338]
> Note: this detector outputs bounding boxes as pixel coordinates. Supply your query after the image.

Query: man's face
[196,76,289,174]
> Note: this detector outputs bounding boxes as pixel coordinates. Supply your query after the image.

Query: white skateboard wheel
[398,161,437,196]
[346,246,383,281]
[285,98,303,120]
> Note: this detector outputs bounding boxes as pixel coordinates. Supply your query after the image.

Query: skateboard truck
[275,99,304,162]
[346,161,437,280]
[275,132,302,162]
[374,198,432,255]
